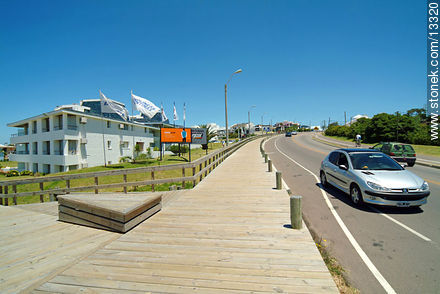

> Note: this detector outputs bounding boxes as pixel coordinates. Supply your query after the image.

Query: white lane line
[269,136,397,294]
[369,207,432,242]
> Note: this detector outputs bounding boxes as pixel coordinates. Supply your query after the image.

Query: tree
[199,124,218,147]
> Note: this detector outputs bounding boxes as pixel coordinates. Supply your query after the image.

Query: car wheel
[350,184,364,206]
[320,171,328,187]
[408,162,415,167]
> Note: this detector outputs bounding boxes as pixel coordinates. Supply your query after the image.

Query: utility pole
[328,117,330,126]
[344,111,347,125]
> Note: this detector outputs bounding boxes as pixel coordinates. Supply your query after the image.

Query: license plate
[397,202,410,207]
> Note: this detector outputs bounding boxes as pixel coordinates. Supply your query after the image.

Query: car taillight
[390,152,395,156]
[413,154,416,157]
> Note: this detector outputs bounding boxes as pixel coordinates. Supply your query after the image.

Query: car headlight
[367,181,391,192]
[421,181,429,191]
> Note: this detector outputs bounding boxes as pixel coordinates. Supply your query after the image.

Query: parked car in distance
[371,142,416,167]
[320,149,429,207]
[292,131,297,135]
[285,132,292,137]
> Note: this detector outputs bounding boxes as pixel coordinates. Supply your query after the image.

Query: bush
[153,147,160,151]
[169,145,189,154]
[119,156,132,163]
[20,170,33,176]
[6,170,19,177]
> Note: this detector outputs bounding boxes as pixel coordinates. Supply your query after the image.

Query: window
[107,121,111,128]
[131,125,134,131]
[107,140,112,149]
[121,141,129,149]
[328,152,339,165]
[338,153,348,167]
[144,128,147,133]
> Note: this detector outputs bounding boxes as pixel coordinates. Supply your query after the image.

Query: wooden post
[94,177,98,194]
[182,167,185,188]
[151,170,155,192]
[192,166,196,187]
[13,185,17,205]
[264,154,268,163]
[123,174,127,194]
[204,160,208,177]
[208,158,211,172]
[4,186,8,206]
[290,195,302,229]
[49,193,55,202]
[66,179,71,194]
[268,159,272,172]
[0,186,2,205]
[199,163,203,181]
[276,171,282,190]
[39,182,44,203]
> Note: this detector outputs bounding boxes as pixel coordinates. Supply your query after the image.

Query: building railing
[42,128,50,133]
[54,151,63,155]
[0,135,269,206]
[16,151,30,155]
[67,125,78,130]
[42,151,50,155]
[53,126,63,131]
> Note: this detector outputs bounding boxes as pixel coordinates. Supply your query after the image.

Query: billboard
[191,128,207,144]
[161,128,192,143]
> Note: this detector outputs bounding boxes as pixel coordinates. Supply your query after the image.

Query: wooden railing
[0,136,267,206]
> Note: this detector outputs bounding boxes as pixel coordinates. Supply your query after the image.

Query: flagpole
[131,90,135,161]
[99,90,107,167]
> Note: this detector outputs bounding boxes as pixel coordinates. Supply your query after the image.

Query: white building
[8,100,161,174]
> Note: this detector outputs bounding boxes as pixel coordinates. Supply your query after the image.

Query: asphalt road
[264,133,440,294]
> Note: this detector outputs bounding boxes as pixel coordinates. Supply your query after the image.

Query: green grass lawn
[1,144,223,205]
[323,135,440,157]
[0,161,17,168]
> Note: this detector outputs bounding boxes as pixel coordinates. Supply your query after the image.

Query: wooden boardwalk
[1,139,338,293]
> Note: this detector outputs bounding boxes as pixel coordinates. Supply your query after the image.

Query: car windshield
[403,145,415,152]
[349,152,403,170]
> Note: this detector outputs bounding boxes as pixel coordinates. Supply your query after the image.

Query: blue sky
[0,0,426,143]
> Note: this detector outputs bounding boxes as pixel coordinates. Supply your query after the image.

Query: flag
[100,91,129,121]
[183,103,186,122]
[131,93,160,119]
[161,104,168,122]
[173,103,178,121]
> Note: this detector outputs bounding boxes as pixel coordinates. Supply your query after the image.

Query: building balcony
[67,125,78,131]
[16,151,30,155]
[53,126,63,131]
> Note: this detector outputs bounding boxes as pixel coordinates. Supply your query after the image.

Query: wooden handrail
[0,135,268,202]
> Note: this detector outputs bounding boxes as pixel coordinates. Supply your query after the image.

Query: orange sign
[161,128,192,143]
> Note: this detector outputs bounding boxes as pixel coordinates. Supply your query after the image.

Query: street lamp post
[224,69,242,146]
[248,105,255,136]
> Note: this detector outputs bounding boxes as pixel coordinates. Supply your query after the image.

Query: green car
[371,142,416,167]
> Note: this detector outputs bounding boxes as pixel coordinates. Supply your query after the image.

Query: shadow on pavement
[315,183,424,215]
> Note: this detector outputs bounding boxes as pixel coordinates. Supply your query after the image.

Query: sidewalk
[35,138,338,293]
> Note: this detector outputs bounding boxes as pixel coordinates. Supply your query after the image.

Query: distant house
[347,114,369,125]
[8,99,164,174]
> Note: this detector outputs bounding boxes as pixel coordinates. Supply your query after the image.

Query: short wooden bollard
[276,171,282,190]
[264,154,268,163]
[290,195,302,229]
[268,160,272,172]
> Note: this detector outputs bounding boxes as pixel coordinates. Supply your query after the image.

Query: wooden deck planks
[33,138,338,293]
[0,206,118,294]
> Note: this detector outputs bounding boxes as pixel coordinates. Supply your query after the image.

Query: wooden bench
[58,193,162,233]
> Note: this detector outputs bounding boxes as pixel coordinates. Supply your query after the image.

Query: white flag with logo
[183,103,186,122]
[100,91,129,121]
[161,104,168,122]
[131,93,160,119]
[173,103,178,121]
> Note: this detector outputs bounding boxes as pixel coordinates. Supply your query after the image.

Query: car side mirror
[339,164,348,170]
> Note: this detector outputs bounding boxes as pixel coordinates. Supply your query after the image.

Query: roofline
[7,110,160,131]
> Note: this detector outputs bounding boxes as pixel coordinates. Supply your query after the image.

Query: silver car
[320,149,430,207]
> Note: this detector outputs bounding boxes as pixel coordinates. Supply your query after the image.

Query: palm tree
[199,124,217,148]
